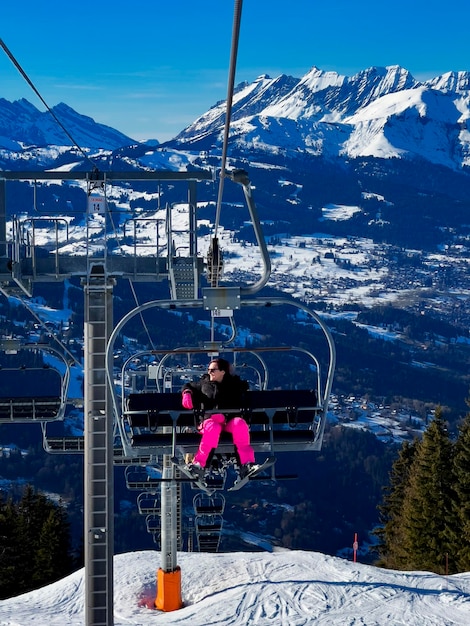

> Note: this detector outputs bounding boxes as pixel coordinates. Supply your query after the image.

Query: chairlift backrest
[0,367,62,398]
[0,366,64,422]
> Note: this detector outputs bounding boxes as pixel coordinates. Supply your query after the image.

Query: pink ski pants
[193,412,255,467]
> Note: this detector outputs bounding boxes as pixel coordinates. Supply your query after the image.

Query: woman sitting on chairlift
[181,358,256,479]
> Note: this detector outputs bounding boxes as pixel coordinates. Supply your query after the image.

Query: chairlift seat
[124,388,322,454]
[0,367,64,422]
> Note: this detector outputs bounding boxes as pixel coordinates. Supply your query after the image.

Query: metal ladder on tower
[83,262,115,626]
[166,195,201,301]
[83,181,115,626]
[168,256,198,300]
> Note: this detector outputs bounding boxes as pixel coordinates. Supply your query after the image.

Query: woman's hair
[210,357,231,375]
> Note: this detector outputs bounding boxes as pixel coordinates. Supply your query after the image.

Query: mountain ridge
[0,97,135,151]
[2,64,470,269]
[2,63,470,173]
[171,64,470,170]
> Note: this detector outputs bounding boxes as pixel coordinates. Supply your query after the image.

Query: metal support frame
[83,268,116,626]
[155,456,183,611]
[160,455,179,572]
[0,169,210,625]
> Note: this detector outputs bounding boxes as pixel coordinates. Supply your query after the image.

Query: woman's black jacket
[183,373,249,420]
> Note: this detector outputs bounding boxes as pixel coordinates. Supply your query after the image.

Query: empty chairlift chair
[0,365,66,422]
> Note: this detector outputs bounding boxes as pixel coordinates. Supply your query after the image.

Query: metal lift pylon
[155,456,182,611]
[83,263,116,626]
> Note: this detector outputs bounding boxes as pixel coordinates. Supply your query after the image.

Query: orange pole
[155,567,183,612]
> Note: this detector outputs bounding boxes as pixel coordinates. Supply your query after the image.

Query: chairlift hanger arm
[225,168,271,295]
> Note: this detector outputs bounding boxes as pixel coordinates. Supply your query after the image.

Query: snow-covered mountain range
[173,65,470,171]
[2,64,470,171]
[2,64,470,261]
[0,97,134,152]
[1,64,470,331]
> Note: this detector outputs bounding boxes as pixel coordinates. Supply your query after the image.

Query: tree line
[0,484,74,599]
[375,405,470,574]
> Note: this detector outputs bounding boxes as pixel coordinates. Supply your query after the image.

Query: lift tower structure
[0,168,212,626]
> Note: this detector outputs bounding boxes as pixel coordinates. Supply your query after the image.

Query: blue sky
[1,0,470,142]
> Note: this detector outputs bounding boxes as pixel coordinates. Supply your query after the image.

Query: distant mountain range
[172,65,470,171]
[2,64,470,170]
[1,64,470,253]
[0,97,134,152]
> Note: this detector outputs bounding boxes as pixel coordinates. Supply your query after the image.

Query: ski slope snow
[0,549,469,625]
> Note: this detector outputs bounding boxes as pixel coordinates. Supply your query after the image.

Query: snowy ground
[8,201,425,310]
[0,550,469,625]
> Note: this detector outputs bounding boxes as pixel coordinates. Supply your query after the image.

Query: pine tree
[375,439,418,569]
[400,407,455,574]
[0,485,73,598]
[0,495,20,599]
[33,505,72,586]
[451,409,470,571]
[13,485,50,591]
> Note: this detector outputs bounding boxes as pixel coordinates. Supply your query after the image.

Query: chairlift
[113,340,330,461]
[145,513,161,534]
[195,514,224,553]
[125,465,162,493]
[0,341,70,422]
[137,492,161,515]
[107,334,331,528]
[193,492,225,516]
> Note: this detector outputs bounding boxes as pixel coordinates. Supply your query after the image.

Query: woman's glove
[182,391,193,409]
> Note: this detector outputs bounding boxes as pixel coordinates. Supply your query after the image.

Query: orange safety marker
[155,566,183,612]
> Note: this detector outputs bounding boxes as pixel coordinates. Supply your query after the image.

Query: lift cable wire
[14,296,82,368]
[106,202,156,350]
[127,280,156,351]
[1,36,155,351]
[0,38,98,170]
[214,0,243,238]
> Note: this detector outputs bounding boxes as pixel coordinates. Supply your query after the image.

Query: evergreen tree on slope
[33,505,72,586]
[0,495,20,599]
[451,407,470,571]
[0,485,73,598]
[400,407,454,574]
[375,439,418,569]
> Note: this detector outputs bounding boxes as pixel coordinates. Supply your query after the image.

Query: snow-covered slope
[0,550,468,625]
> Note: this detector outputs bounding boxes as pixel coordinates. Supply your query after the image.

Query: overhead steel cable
[0,38,98,169]
[1,37,156,350]
[208,0,243,302]
[106,202,156,350]
[214,0,243,238]
[14,296,82,368]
